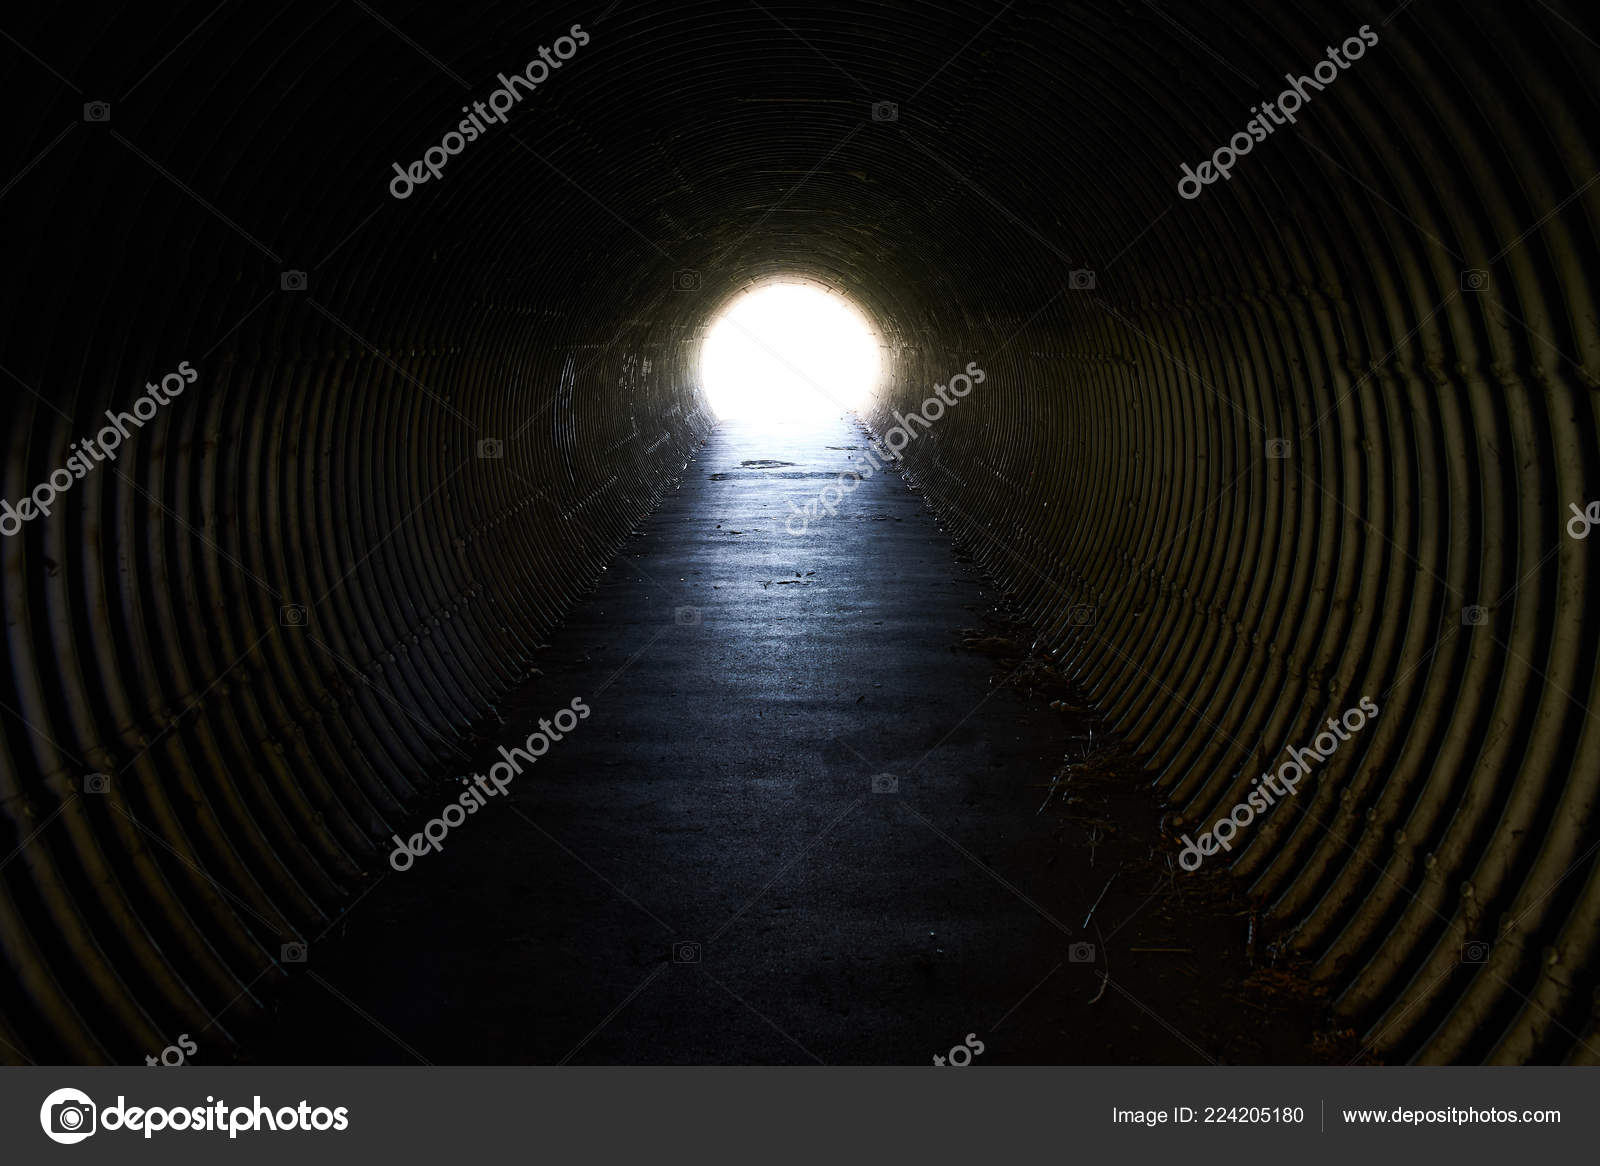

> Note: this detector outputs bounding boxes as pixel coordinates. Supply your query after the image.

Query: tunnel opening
[699,280,882,428]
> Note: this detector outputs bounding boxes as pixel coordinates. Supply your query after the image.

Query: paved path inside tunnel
[255,413,1313,1065]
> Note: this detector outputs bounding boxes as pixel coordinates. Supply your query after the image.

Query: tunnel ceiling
[3,0,1600,1065]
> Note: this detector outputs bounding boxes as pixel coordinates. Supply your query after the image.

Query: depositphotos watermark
[145,1032,197,1067]
[389,697,590,869]
[1177,696,1380,871]
[1177,23,1379,199]
[787,362,985,534]
[786,433,896,535]
[932,1032,986,1067]
[39,1088,348,1143]
[2,361,198,537]
[389,24,590,198]
[1567,500,1600,539]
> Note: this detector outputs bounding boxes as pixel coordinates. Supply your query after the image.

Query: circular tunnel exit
[699,282,882,425]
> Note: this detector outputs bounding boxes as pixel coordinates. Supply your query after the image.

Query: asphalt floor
[252,413,1326,1065]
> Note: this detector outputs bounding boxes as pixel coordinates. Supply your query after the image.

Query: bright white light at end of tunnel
[700,283,880,425]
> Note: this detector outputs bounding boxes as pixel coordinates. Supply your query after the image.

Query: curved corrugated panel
[867,0,1600,1065]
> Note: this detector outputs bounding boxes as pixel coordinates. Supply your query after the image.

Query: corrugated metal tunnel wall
[2,0,1597,1064]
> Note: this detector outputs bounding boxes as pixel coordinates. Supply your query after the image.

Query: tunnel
[2,0,1599,1066]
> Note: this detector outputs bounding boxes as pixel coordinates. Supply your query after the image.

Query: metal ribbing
[867,0,1600,1064]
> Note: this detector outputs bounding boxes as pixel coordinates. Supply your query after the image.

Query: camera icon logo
[1460,940,1491,963]
[673,269,701,291]
[40,1087,97,1144]
[1068,604,1097,627]
[1068,941,1096,963]
[477,437,504,459]
[871,772,899,794]
[279,604,308,628]
[1265,438,1291,459]
[1462,605,1489,626]
[675,606,702,626]
[1068,268,1096,291]
[83,101,111,123]
[83,773,111,794]
[671,940,702,964]
[280,270,308,292]
[281,942,308,963]
[1460,269,1489,291]
[871,101,898,122]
